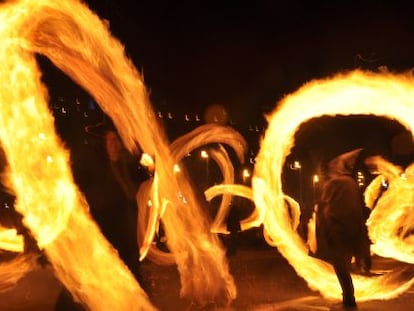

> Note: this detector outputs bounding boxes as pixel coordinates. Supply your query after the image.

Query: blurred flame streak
[0,0,156,309]
[207,145,235,234]
[137,124,247,264]
[138,172,162,261]
[170,124,247,164]
[25,0,236,302]
[365,157,414,263]
[204,184,261,232]
[0,227,23,252]
[0,0,237,308]
[253,70,414,301]
[137,179,176,265]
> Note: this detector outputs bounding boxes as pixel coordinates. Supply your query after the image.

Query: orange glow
[135,123,248,302]
[364,156,414,263]
[204,184,261,232]
[4,0,414,307]
[253,70,414,301]
[137,124,250,265]
[0,227,23,253]
[137,124,248,263]
[0,0,156,309]
[0,0,237,308]
[170,124,247,234]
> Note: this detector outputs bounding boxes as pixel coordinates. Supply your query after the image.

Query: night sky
[74,1,414,154]
[80,1,414,116]
[29,0,414,224]
[37,1,414,161]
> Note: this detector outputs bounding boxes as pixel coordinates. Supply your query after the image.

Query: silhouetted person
[103,128,148,283]
[225,199,242,256]
[313,148,373,308]
[81,121,149,286]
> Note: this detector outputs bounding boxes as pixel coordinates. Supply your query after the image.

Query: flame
[253,70,414,301]
[0,227,23,253]
[0,0,236,308]
[364,157,414,263]
[204,184,261,232]
[4,0,414,307]
[137,123,247,263]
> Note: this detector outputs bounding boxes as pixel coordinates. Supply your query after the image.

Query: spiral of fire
[253,70,414,301]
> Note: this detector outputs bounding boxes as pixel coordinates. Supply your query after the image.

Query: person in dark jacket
[313,148,373,308]
[103,128,149,283]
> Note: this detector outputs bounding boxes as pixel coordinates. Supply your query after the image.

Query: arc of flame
[205,184,261,232]
[0,0,236,308]
[253,70,414,301]
[137,124,247,264]
[364,156,414,263]
[5,0,414,307]
[0,1,156,309]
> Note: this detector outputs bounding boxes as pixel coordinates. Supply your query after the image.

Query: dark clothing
[313,148,371,307]
[225,204,242,256]
[103,137,148,283]
[108,149,147,275]
[88,156,141,279]
[314,176,367,263]
[74,139,143,283]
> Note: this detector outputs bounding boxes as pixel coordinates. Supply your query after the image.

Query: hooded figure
[313,148,372,309]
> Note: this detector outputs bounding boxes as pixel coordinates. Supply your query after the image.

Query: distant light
[173,164,181,173]
[290,161,301,170]
[312,174,319,183]
[140,153,155,172]
[356,171,365,187]
[200,150,208,159]
[242,168,250,178]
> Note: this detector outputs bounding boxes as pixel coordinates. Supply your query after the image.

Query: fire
[204,184,261,232]
[253,70,414,301]
[3,0,414,307]
[365,156,414,263]
[0,0,236,309]
[137,124,248,263]
[170,124,247,234]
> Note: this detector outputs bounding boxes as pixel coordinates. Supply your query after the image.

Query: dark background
[79,0,414,117]
[61,1,413,158]
[37,1,414,213]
